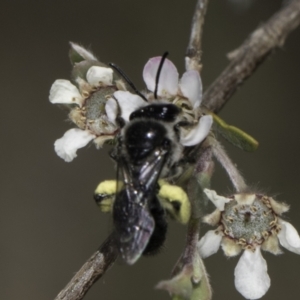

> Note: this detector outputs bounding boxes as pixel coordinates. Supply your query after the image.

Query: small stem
[54,233,118,300]
[210,137,247,192]
[173,142,213,275]
[185,0,210,72]
[172,217,200,277]
[202,0,300,113]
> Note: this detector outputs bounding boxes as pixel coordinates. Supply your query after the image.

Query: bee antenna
[109,63,148,102]
[154,51,169,99]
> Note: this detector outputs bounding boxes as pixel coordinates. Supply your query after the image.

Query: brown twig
[202,0,300,113]
[54,234,118,300]
[185,0,210,72]
[209,137,247,192]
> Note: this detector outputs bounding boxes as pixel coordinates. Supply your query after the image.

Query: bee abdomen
[143,196,167,256]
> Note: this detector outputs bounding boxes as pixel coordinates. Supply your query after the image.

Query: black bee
[112,103,184,264]
[104,54,188,264]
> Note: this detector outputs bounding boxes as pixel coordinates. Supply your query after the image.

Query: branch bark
[202,0,300,113]
[54,234,118,300]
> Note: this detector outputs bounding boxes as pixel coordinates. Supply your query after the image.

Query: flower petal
[93,135,114,149]
[198,230,222,258]
[269,197,289,215]
[203,209,221,226]
[54,129,95,162]
[221,237,242,257]
[49,79,83,106]
[204,189,230,211]
[114,91,146,122]
[179,70,202,108]
[234,248,270,300]
[261,235,282,255]
[86,66,113,86]
[105,98,118,125]
[69,42,97,61]
[180,115,213,146]
[278,219,300,254]
[234,193,256,206]
[142,57,179,96]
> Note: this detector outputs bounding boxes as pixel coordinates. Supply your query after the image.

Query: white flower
[143,57,202,108]
[142,57,213,147]
[198,189,300,299]
[49,44,120,162]
[50,47,213,162]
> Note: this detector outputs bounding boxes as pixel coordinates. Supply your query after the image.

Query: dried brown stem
[167,143,213,299]
[54,234,118,300]
[210,137,247,192]
[202,0,300,113]
[185,0,210,72]
[171,217,200,277]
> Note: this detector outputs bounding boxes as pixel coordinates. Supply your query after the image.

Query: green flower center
[221,195,277,247]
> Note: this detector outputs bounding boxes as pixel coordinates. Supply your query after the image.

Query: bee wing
[113,148,168,264]
[138,148,168,191]
[114,189,155,264]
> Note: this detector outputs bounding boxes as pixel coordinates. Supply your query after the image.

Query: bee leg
[157,180,191,224]
[94,180,117,213]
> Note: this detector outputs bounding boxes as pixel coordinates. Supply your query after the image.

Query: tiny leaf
[208,111,259,152]
[69,42,98,65]
[156,253,212,300]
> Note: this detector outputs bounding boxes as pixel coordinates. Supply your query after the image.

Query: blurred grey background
[1,0,300,299]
